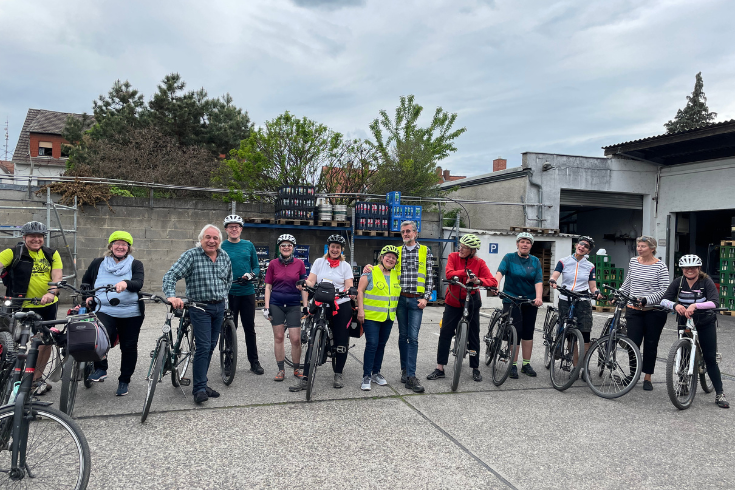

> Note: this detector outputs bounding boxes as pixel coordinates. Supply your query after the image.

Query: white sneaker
[361,375,371,391]
[33,381,52,396]
[371,373,388,386]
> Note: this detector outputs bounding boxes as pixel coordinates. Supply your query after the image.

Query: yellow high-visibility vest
[363,267,401,322]
[395,245,428,293]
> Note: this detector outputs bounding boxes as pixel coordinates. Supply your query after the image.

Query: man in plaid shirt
[163,224,232,404]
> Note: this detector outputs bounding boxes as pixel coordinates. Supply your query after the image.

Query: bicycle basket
[313,282,336,304]
[67,318,111,362]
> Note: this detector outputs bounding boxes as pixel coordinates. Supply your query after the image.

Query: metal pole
[46,187,51,235]
[73,196,78,287]
[350,206,355,266]
[231,201,236,214]
[51,203,77,283]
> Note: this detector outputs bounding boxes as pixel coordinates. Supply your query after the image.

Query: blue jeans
[362,318,394,378]
[396,296,423,377]
[188,302,225,395]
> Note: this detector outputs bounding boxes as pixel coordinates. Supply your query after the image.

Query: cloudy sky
[1,0,733,176]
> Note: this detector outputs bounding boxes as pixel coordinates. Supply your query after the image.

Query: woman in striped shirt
[620,236,670,391]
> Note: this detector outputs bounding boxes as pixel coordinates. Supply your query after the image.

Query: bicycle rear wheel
[666,338,697,410]
[306,329,323,402]
[142,340,168,423]
[59,357,80,417]
[483,311,501,366]
[451,321,469,392]
[172,325,194,388]
[584,335,641,399]
[0,332,16,405]
[543,312,558,370]
[491,322,517,387]
[697,348,714,393]
[550,327,584,391]
[219,319,237,385]
[0,404,91,489]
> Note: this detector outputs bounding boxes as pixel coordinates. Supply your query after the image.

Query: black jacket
[81,257,145,317]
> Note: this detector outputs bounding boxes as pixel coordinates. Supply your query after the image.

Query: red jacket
[444,252,497,308]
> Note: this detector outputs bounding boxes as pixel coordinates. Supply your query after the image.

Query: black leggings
[686,317,723,394]
[504,303,538,343]
[303,302,352,376]
[437,296,481,369]
[228,294,258,363]
[94,312,144,383]
[625,309,668,375]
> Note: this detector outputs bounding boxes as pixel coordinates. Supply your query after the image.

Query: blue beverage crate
[390,218,402,232]
[430,290,437,302]
[391,205,403,219]
[387,191,401,205]
[414,206,422,219]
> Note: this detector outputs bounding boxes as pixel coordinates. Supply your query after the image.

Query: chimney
[493,157,506,172]
[443,169,450,181]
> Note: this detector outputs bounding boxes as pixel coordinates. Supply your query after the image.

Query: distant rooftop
[12,109,91,165]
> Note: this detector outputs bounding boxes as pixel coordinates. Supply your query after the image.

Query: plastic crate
[722,260,733,272]
[414,206,423,219]
[277,185,315,197]
[386,191,401,205]
[721,246,735,260]
[255,246,270,258]
[430,290,437,302]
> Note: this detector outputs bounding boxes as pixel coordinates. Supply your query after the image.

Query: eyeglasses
[401,230,414,235]
[578,242,590,249]
[459,245,472,251]
[280,243,293,248]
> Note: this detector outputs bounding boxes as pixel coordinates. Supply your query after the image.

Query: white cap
[597,248,607,255]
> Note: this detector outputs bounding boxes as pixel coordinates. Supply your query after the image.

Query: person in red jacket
[426,234,497,382]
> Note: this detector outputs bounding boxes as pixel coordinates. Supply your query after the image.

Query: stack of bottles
[275,185,316,220]
[355,202,391,231]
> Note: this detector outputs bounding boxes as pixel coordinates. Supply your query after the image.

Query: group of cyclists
[0,217,728,409]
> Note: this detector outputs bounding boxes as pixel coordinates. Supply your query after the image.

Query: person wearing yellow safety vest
[357,245,401,391]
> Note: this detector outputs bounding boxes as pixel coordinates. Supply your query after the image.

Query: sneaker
[293,369,303,379]
[289,378,308,392]
[115,382,129,396]
[194,391,208,404]
[405,376,425,393]
[472,369,482,382]
[643,379,653,391]
[361,375,372,391]
[371,373,388,386]
[274,370,285,382]
[32,380,52,396]
[333,373,344,389]
[400,369,407,384]
[87,369,107,382]
[205,386,220,398]
[426,368,445,380]
[521,363,537,377]
[716,393,729,409]
[510,365,519,379]
[250,361,265,375]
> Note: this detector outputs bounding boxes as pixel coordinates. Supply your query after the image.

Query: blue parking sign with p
[489,243,498,254]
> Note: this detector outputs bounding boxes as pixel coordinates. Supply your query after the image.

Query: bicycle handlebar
[555,285,594,300]
[300,283,357,299]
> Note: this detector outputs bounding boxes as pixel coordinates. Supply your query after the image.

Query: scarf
[103,255,134,277]
[327,257,341,268]
[279,255,294,265]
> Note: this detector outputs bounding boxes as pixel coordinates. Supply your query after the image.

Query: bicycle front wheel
[59,357,80,417]
[483,311,501,366]
[142,340,168,423]
[543,312,558,370]
[451,321,468,392]
[666,338,697,410]
[82,362,93,389]
[550,327,584,391]
[219,319,237,386]
[491,322,517,387]
[172,325,194,388]
[0,404,91,489]
[306,329,323,402]
[584,335,641,399]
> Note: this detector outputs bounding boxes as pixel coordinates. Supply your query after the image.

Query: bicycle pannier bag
[347,299,364,338]
[313,282,337,304]
[67,319,111,362]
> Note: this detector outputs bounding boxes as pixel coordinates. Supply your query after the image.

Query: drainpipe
[527,168,543,225]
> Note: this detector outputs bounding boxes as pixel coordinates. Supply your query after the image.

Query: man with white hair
[163,224,233,404]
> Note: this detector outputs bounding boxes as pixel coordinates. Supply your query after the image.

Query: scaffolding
[0,188,78,284]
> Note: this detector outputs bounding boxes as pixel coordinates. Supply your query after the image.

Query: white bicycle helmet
[678,254,702,267]
[327,234,346,247]
[223,214,244,227]
[516,232,534,245]
[277,234,296,246]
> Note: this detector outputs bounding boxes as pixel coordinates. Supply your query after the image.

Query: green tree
[664,72,718,133]
[319,139,377,205]
[368,95,466,196]
[89,79,149,142]
[219,111,346,200]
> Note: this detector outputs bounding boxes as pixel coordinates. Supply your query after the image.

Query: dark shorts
[557,298,593,333]
[270,305,301,329]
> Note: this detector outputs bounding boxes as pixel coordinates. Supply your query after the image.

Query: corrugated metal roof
[603,119,735,149]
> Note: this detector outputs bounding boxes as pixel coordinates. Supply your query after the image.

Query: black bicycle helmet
[21,221,48,236]
[578,235,595,249]
[327,234,346,247]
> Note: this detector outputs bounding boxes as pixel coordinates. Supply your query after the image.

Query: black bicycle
[300,282,355,402]
[484,290,533,387]
[545,286,589,391]
[446,276,488,391]
[582,284,642,399]
[0,308,91,488]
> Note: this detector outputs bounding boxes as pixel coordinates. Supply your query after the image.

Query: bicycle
[218,277,260,386]
[545,286,589,391]
[300,282,355,402]
[0,308,91,488]
[284,314,310,369]
[0,296,43,405]
[484,290,533,387]
[140,294,200,423]
[582,284,643,398]
[445,276,488,392]
[665,308,727,410]
[49,281,117,417]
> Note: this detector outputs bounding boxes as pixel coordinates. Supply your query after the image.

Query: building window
[38,142,53,157]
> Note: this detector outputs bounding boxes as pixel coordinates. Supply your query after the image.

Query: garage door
[560,189,643,210]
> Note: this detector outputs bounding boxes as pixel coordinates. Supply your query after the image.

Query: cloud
[290,0,366,10]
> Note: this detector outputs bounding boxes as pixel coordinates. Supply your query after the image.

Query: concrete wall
[0,190,443,296]
[442,176,527,230]
[572,207,642,274]
[521,152,658,232]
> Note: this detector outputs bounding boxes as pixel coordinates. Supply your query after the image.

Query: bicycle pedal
[179,378,191,386]
[468,350,477,357]
[150,351,155,358]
